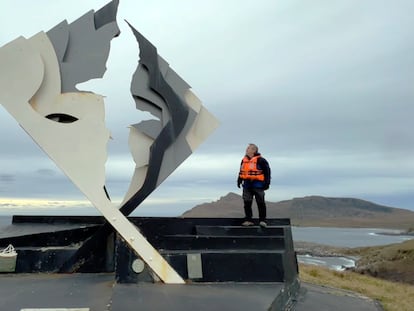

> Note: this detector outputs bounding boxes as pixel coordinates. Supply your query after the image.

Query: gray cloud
[0,174,14,183]
[0,0,413,213]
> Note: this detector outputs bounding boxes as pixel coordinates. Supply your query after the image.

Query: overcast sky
[0,0,413,216]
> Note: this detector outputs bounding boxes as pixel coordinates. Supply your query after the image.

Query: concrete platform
[0,274,383,311]
[296,283,383,311]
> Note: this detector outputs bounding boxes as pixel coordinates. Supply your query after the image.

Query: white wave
[297,255,355,271]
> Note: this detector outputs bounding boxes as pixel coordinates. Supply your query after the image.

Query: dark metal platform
[0,216,299,309]
[0,216,383,310]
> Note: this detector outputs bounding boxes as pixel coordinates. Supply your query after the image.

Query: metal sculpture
[0,0,219,283]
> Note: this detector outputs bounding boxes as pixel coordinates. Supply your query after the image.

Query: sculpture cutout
[0,0,219,284]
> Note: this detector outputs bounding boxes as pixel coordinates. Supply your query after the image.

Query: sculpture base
[0,216,300,309]
[0,215,382,310]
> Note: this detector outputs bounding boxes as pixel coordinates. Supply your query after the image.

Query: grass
[299,263,414,311]
[343,239,414,284]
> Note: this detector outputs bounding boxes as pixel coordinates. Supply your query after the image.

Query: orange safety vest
[239,155,265,181]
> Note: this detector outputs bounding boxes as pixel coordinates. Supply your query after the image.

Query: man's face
[246,145,256,157]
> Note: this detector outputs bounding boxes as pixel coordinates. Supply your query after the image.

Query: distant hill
[182,192,414,229]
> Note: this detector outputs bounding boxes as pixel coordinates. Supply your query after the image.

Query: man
[237,143,271,227]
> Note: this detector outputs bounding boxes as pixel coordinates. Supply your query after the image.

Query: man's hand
[264,184,269,190]
[237,178,242,188]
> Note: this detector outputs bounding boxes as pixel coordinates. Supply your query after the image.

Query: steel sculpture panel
[0,0,219,283]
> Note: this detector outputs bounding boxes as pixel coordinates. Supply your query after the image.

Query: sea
[292,226,414,270]
[1,216,413,271]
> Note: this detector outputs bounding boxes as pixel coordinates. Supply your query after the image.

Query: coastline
[294,241,351,257]
[376,231,414,237]
[294,241,357,271]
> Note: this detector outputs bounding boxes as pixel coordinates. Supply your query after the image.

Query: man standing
[237,143,271,227]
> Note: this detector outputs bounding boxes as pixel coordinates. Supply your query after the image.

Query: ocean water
[0,216,12,231]
[292,226,414,270]
[291,226,413,248]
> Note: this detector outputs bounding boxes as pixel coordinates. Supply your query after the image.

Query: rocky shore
[294,241,351,257]
[295,239,414,285]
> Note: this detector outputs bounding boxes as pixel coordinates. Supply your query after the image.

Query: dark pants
[242,188,266,222]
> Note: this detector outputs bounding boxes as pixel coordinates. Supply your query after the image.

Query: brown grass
[344,239,414,284]
[299,264,414,311]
